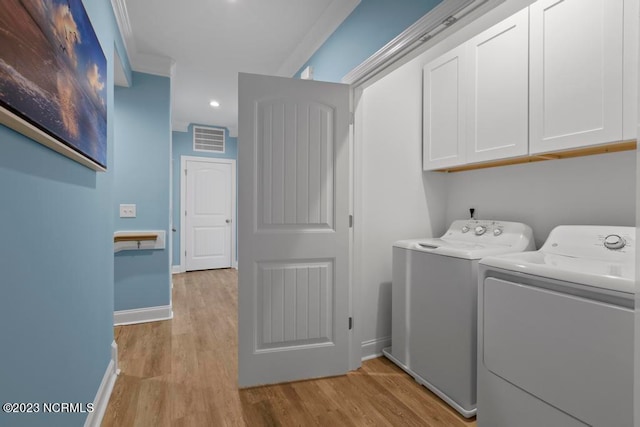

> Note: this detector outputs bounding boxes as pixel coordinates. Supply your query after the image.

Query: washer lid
[395,237,516,260]
[480,225,635,294]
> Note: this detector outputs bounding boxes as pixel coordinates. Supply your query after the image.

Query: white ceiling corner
[172,120,190,133]
[276,0,361,77]
[110,0,175,78]
[134,53,176,78]
[119,0,357,136]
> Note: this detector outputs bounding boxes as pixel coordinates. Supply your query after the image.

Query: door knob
[226,219,231,224]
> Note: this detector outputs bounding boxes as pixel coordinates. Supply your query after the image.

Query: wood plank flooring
[102,269,476,426]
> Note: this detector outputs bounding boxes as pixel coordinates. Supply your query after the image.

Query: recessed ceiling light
[209,100,220,108]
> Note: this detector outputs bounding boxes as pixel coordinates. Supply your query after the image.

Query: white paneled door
[184,159,233,271]
[237,73,351,387]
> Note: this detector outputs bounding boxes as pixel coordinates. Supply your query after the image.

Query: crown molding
[276,0,360,77]
[110,0,135,63]
[342,0,500,86]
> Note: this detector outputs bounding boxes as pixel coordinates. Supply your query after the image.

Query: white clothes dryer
[384,219,535,417]
[477,225,635,427]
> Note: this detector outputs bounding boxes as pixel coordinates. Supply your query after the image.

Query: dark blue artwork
[0,0,107,168]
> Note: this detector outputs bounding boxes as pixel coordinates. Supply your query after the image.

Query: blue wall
[0,1,127,426]
[114,72,171,311]
[172,125,238,267]
[296,0,443,82]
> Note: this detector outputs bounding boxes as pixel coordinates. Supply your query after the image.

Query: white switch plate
[119,204,136,218]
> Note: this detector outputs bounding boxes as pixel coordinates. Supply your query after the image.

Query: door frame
[180,155,237,272]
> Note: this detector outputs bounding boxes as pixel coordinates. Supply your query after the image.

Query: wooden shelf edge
[114,234,159,243]
[434,140,637,173]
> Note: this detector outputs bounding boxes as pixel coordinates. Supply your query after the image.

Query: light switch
[120,204,136,218]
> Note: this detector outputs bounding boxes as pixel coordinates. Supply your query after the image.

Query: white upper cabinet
[529,0,624,154]
[466,8,529,164]
[623,0,639,140]
[423,44,467,170]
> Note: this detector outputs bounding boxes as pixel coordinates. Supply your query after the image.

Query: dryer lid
[480,225,635,294]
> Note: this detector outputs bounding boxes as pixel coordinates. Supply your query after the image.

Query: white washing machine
[384,219,535,417]
[477,225,635,427]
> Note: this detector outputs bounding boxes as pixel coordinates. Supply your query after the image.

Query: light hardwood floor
[102,269,476,426]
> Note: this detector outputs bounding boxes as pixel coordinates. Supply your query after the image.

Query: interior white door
[237,72,351,387]
[185,159,232,271]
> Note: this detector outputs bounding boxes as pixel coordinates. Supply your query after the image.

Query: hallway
[102,269,475,426]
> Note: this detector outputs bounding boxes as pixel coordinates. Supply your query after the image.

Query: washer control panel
[455,220,505,238]
[442,219,535,251]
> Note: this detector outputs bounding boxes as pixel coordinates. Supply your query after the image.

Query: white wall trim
[342,0,501,86]
[277,0,361,77]
[114,305,173,326]
[361,336,392,361]
[172,265,183,274]
[180,156,237,273]
[84,341,118,427]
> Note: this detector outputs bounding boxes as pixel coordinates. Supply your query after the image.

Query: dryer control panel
[542,225,635,259]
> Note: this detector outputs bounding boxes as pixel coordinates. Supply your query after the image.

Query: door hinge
[348,317,353,330]
[349,112,354,125]
[184,169,187,176]
[185,250,187,257]
[185,210,187,216]
[349,215,353,228]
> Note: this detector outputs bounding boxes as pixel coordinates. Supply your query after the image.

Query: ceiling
[111,0,360,136]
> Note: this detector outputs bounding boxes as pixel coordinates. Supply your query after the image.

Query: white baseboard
[172,265,182,274]
[114,305,173,326]
[84,341,118,427]
[361,336,392,361]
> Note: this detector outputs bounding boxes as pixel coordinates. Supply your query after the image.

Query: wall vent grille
[193,126,225,153]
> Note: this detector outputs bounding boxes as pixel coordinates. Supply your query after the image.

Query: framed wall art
[0,0,108,171]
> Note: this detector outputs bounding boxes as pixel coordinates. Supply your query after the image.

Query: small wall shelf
[114,230,166,253]
[434,140,636,173]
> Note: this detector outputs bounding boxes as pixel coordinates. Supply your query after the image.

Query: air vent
[193,126,225,153]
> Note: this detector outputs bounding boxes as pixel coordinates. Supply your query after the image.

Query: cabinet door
[423,44,467,170]
[529,0,623,154]
[466,8,529,164]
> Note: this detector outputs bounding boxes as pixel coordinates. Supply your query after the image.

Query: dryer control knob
[474,225,487,236]
[493,228,503,236]
[604,234,625,250]
[462,226,470,233]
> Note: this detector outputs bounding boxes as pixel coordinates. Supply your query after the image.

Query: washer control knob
[462,226,470,233]
[493,228,503,236]
[604,234,625,250]
[474,225,487,236]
